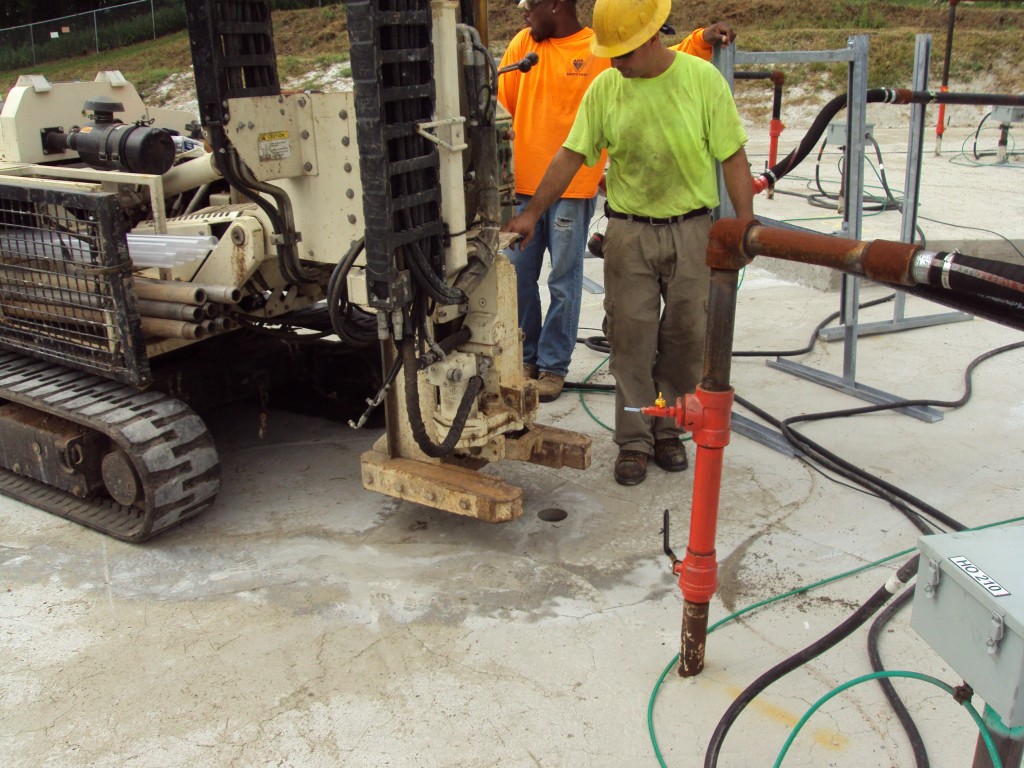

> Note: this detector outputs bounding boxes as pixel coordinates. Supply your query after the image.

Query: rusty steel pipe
[707,219,922,287]
[678,262,743,677]
[682,218,1024,677]
[194,284,242,304]
[136,298,204,323]
[139,317,207,340]
[133,277,207,306]
[682,217,920,676]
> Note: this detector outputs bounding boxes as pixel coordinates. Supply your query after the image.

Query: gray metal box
[991,105,1024,124]
[911,526,1024,726]
[825,121,874,146]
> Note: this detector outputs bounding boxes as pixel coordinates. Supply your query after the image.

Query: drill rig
[0,0,589,542]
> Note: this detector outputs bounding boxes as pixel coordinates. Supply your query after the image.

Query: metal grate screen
[0,183,150,386]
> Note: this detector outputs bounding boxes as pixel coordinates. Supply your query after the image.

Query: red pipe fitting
[936,85,950,139]
[684,387,733,449]
[768,118,785,168]
[673,551,719,605]
[643,387,734,606]
[639,387,733,446]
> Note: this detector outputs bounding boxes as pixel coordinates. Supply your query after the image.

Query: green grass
[2,2,1023,108]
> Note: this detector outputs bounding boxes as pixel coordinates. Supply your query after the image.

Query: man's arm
[500,147,586,247]
[702,22,736,47]
[672,23,736,61]
[721,147,754,220]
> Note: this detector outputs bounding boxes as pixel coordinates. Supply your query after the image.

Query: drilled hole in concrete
[537,508,568,523]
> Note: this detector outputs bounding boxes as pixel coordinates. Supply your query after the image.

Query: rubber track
[0,351,220,542]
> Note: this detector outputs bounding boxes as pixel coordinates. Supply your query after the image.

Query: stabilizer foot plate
[361,449,522,523]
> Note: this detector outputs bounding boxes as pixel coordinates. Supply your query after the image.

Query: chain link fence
[0,0,336,72]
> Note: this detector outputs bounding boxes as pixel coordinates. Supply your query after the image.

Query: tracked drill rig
[0,0,589,541]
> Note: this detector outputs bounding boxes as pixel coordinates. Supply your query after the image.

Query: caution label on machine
[257,131,291,161]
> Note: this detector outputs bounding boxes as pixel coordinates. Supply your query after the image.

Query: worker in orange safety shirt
[499,0,735,403]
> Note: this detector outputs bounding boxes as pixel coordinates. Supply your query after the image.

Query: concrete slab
[4,257,1023,767]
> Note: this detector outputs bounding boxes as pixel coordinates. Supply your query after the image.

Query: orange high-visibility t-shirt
[498,27,608,198]
[498,27,713,199]
[670,29,714,59]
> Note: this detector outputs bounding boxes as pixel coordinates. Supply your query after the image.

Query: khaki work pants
[602,214,712,452]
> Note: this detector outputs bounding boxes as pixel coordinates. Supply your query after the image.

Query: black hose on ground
[867,586,930,768]
[704,554,921,768]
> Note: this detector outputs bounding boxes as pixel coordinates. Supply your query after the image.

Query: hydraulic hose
[218,147,314,287]
[230,153,319,285]
[753,89,904,193]
[704,553,921,768]
[416,327,472,370]
[754,87,1024,193]
[912,251,1024,306]
[405,240,468,306]
[400,334,483,458]
[867,586,930,768]
[327,238,377,349]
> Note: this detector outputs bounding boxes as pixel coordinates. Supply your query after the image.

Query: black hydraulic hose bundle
[704,554,922,768]
[406,240,467,306]
[326,238,377,349]
[348,328,471,430]
[735,394,937,535]
[401,331,483,458]
[215,146,316,287]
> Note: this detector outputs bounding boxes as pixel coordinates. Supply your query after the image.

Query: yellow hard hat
[591,0,671,58]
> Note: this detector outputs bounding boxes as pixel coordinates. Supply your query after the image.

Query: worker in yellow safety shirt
[498,0,734,404]
[502,0,753,485]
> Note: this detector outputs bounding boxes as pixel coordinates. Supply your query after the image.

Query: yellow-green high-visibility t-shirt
[563,51,747,218]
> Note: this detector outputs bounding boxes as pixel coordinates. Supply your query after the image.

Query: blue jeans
[508,194,596,378]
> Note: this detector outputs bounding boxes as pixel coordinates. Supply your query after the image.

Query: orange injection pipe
[638,219,753,677]
[936,1,960,153]
[640,385,734,677]
[656,217,923,677]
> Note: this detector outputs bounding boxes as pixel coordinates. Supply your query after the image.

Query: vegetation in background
[1,1,1021,121]
[0,0,333,73]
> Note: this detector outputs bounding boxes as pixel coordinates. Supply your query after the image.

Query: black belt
[604,204,709,226]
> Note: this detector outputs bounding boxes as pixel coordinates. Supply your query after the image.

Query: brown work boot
[653,438,688,472]
[614,449,648,486]
[535,372,564,402]
[523,363,539,380]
